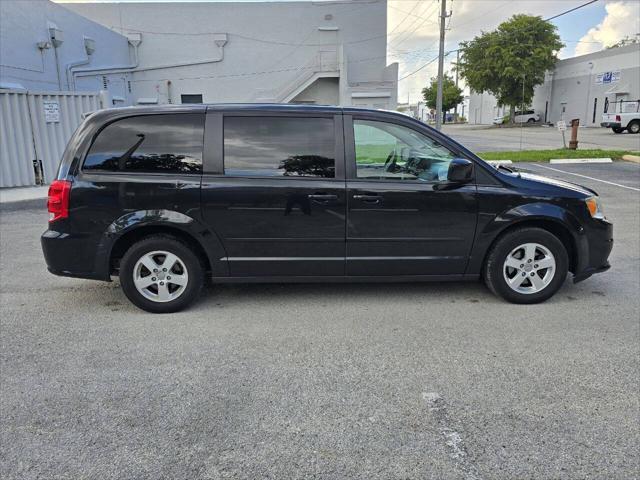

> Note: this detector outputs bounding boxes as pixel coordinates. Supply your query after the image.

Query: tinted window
[83,114,204,173]
[224,117,335,178]
[354,120,456,182]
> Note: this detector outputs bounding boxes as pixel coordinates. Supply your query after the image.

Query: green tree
[421,73,463,123]
[457,14,563,123]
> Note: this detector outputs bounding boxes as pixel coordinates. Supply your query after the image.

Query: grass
[477,149,639,162]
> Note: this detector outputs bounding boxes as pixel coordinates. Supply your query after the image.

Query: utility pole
[453,49,460,121]
[435,0,450,131]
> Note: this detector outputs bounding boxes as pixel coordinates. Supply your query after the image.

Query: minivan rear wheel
[119,235,204,313]
[484,227,568,304]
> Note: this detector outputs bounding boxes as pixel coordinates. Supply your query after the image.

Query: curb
[549,158,612,164]
[486,160,513,165]
[622,154,640,164]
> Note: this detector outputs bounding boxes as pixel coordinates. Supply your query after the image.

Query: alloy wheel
[133,250,189,303]
[502,243,556,294]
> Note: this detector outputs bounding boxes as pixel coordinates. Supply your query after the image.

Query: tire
[527,118,536,124]
[612,127,624,134]
[484,227,568,304]
[119,235,204,313]
[627,120,640,134]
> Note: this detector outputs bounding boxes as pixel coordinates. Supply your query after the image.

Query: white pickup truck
[601,100,640,134]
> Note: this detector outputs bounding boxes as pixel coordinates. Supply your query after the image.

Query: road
[1,162,639,479]
[442,123,640,152]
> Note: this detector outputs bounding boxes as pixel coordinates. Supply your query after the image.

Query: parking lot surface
[442,123,640,152]
[1,162,639,479]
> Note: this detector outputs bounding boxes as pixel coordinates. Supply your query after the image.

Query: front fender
[483,202,584,236]
[94,209,229,278]
[466,201,588,275]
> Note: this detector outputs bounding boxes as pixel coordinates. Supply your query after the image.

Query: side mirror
[447,158,473,183]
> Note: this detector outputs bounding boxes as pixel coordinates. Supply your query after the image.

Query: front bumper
[573,218,613,283]
[573,262,610,283]
[600,122,622,128]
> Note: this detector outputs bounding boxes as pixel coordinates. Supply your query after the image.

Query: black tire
[527,118,536,123]
[119,235,204,313]
[627,120,640,134]
[612,127,624,134]
[484,227,568,304]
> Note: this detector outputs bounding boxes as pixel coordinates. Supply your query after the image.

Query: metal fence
[1,90,100,188]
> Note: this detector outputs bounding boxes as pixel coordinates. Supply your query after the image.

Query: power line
[545,0,600,22]
[397,0,601,84]
[390,1,440,49]
[388,1,425,36]
[398,53,443,81]
[387,3,440,27]
[444,0,602,55]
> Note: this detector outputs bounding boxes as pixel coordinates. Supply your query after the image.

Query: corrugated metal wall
[0,92,36,187]
[1,90,100,188]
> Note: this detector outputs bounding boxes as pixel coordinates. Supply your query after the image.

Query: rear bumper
[600,122,622,128]
[41,229,110,281]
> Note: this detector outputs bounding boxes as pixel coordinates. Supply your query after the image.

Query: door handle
[353,194,381,203]
[308,193,338,201]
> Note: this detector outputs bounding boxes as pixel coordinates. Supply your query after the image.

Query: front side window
[83,114,204,174]
[354,119,456,182]
[224,117,335,178]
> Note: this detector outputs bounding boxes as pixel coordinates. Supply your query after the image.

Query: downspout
[72,33,227,82]
[72,41,140,81]
[48,26,64,90]
[74,44,225,77]
[547,70,555,124]
[67,56,90,90]
[66,37,95,90]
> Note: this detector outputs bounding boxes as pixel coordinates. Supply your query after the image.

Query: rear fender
[95,209,229,278]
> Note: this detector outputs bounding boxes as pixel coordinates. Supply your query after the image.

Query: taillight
[47,180,71,223]
[616,115,621,122]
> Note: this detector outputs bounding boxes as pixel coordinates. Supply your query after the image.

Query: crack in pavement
[423,392,483,480]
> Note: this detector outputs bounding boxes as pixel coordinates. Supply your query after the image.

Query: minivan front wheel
[120,235,204,313]
[484,227,568,304]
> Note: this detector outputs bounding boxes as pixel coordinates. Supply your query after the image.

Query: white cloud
[574,1,640,56]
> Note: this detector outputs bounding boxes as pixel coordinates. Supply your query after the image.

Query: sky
[387,0,639,102]
[55,0,640,102]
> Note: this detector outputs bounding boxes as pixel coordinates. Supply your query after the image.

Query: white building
[0,0,132,100]
[0,0,397,188]
[62,0,398,109]
[468,44,640,126]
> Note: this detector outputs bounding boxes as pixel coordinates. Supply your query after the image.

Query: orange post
[569,118,580,150]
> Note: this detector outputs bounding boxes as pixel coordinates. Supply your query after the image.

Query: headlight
[585,196,604,219]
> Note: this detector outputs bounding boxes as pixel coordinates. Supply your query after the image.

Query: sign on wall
[43,101,60,123]
[595,71,621,85]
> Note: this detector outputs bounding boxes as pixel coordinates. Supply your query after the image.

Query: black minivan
[42,104,613,312]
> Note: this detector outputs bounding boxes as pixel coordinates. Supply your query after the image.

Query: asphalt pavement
[1,162,638,479]
[442,123,640,152]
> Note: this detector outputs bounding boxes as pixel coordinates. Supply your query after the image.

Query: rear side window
[224,116,335,178]
[83,114,204,174]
